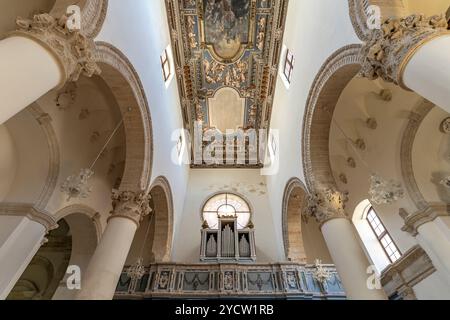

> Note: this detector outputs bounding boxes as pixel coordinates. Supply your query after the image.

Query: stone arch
[94,42,153,192]
[149,176,174,262]
[302,44,363,192]
[282,178,308,263]
[51,204,100,299]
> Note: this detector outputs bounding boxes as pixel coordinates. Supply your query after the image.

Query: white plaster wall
[414,272,450,300]
[96,0,189,240]
[265,0,360,260]
[173,169,283,263]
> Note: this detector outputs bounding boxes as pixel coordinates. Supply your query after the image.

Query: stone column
[360,14,450,113]
[307,189,387,300]
[0,13,100,124]
[0,204,57,300]
[76,191,152,300]
[400,204,450,285]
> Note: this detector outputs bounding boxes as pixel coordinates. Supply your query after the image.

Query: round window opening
[202,193,251,230]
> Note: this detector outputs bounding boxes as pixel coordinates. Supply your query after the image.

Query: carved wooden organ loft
[165,0,289,168]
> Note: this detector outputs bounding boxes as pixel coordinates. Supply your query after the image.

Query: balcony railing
[115,263,346,300]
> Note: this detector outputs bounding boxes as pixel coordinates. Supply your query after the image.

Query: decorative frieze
[109,191,152,227]
[115,263,345,299]
[360,14,449,88]
[12,13,101,87]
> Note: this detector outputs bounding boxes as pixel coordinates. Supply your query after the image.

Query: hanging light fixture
[60,119,124,201]
[127,206,154,281]
[332,118,405,205]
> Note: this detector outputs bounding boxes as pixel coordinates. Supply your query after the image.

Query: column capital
[109,190,152,227]
[360,14,449,89]
[305,188,349,225]
[11,13,101,87]
[399,202,450,236]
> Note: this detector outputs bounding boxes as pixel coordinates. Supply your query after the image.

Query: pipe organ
[201,217,256,262]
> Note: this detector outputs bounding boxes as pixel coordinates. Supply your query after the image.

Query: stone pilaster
[11,13,101,87]
[360,14,449,89]
[109,191,152,227]
[305,188,349,225]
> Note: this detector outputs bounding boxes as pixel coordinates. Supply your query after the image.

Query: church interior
[0,0,450,301]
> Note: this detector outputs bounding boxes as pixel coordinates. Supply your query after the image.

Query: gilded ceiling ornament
[14,13,101,85]
[186,16,198,49]
[305,189,349,224]
[110,190,152,226]
[369,174,405,205]
[360,14,448,88]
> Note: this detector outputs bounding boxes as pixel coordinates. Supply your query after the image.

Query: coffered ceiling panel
[165,0,289,167]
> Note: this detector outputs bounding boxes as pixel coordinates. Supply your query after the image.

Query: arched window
[200,193,255,262]
[353,200,402,272]
[202,193,251,230]
[366,207,401,263]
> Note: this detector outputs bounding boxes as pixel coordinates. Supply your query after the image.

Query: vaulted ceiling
[165,0,289,167]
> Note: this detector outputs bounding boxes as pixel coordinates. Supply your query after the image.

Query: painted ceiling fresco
[165,0,289,167]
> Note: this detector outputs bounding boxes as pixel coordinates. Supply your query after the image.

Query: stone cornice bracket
[360,14,449,89]
[109,190,153,228]
[399,203,450,236]
[11,13,101,88]
[305,188,349,225]
[0,203,58,233]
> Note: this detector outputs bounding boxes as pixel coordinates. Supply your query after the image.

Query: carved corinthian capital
[110,190,152,227]
[305,189,349,225]
[12,13,101,86]
[360,14,449,88]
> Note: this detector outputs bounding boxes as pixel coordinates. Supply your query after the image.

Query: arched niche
[149,177,174,262]
[8,205,100,300]
[282,178,333,264]
[125,176,174,267]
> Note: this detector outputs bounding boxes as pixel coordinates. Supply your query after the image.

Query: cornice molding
[381,245,435,299]
[400,203,450,236]
[0,203,58,232]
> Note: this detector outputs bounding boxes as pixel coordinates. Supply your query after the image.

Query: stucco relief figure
[223,271,234,290]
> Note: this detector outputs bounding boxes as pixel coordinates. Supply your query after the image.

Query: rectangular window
[161,49,171,82]
[283,49,295,83]
[367,208,402,263]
